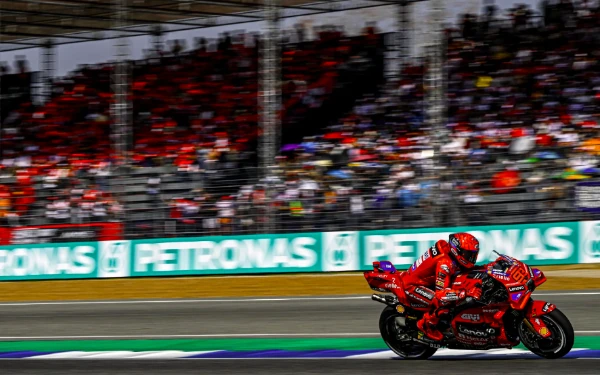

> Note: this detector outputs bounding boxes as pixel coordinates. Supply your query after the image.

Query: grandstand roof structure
[0,0,405,52]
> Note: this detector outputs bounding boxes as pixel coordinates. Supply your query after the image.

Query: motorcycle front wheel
[518,308,575,359]
[378,306,438,360]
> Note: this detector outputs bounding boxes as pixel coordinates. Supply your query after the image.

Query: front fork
[522,300,555,339]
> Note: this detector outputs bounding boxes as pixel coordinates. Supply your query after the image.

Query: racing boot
[416,312,444,342]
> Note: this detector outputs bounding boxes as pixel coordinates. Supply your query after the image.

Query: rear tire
[519,308,574,359]
[378,306,437,360]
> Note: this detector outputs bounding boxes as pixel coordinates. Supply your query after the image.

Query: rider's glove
[466,283,482,300]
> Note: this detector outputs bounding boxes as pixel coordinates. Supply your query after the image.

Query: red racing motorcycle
[364,251,574,359]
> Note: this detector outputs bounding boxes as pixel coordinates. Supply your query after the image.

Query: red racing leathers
[400,240,481,340]
[402,240,463,308]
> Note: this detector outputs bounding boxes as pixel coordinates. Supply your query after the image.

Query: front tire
[518,308,574,359]
[378,306,438,360]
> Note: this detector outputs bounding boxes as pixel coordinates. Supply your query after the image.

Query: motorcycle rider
[402,232,482,342]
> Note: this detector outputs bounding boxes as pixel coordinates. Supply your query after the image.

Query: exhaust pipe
[372,294,388,304]
[372,293,400,306]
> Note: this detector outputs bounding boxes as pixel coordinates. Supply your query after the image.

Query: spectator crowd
[2,1,600,236]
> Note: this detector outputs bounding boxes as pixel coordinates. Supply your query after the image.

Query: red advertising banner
[0,222,123,245]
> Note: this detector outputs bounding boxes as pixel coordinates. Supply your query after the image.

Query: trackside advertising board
[362,222,578,267]
[0,242,98,280]
[0,221,598,280]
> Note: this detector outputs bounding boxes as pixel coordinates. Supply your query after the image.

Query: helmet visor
[460,249,478,264]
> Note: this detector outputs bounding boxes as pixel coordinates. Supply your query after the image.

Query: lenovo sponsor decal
[457,324,496,338]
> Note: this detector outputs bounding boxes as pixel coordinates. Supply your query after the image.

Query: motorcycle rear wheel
[379,306,438,360]
[518,308,574,359]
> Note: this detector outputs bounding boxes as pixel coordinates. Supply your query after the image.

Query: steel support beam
[398,0,411,72]
[12,0,262,19]
[0,40,44,46]
[40,38,55,105]
[384,0,402,83]
[0,20,248,52]
[383,1,411,97]
[111,0,131,168]
[155,0,356,13]
[151,25,164,55]
[259,0,281,233]
[1,20,149,34]
[0,30,95,40]
[0,8,216,28]
[425,0,446,225]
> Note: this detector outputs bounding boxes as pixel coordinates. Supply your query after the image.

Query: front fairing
[484,256,545,310]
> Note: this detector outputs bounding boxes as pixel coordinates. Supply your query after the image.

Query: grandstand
[1,0,600,243]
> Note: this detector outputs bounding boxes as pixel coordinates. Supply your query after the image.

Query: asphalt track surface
[1,291,599,374]
[2,359,600,375]
[0,292,597,338]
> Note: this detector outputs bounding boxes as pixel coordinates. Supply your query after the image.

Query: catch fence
[0,151,597,241]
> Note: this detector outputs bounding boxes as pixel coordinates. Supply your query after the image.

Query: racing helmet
[448,232,480,269]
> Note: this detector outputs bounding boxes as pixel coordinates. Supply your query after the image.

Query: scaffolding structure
[258,0,282,233]
[0,1,425,53]
[40,39,55,105]
[111,0,131,168]
[151,25,165,56]
[398,0,412,73]
[0,0,440,233]
[424,0,446,225]
[384,0,412,85]
[259,0,281,175]
[1,0,594,239]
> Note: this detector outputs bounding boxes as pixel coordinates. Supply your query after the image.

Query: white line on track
[0,291,597,307]
[0,333,380,340]
[0,331,598,340]
[0,296,370,307]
